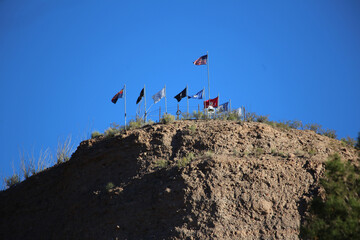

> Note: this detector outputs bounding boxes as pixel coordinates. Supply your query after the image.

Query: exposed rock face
[0,120,358,239]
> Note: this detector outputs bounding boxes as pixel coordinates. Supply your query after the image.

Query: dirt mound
[0,120,358,239]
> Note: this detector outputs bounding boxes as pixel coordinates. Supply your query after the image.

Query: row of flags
[111,53,231,124]
[112,86,229,111]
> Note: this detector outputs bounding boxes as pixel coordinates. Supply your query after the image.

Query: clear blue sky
[1,0,359,181]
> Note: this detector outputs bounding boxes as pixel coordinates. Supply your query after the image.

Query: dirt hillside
[0,120,358,240]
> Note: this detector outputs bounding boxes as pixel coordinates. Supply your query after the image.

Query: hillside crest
[1,120,358,239]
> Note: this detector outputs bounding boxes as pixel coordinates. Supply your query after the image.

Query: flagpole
[203,87,205,111]
[144,84,147,122]
[124,84,127,129]
[207,51,210,101]
[186,85,189,115]
[229,98,232,112]
[217,92,219,115]
[165,84,167,114]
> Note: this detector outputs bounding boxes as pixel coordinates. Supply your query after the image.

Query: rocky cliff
[0,120,358,239]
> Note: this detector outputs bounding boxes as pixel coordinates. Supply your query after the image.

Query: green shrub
[308,148,317,157]
[4,174,20,188]
[254,147,264,157]
[304,123,322,134]
[256,115,269,123]
[192,110,204,120]
[155,159,168,168]
[188,125,196,134]
[127,117,144,130]
[181,112,191,120]
[106,182,115,191]
[245,112,257,122]
[320,129,337,139]
[161,114,175,124]
[286,120,303,129]
[91,131,102,138]
[341,137,356,147]
[177,152,195,168]
[300,153,360,239]
[227,111,241,121]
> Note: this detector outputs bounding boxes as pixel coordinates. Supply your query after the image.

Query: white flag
[152,87,165,104]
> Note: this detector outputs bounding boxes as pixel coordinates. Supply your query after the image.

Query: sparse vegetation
[106,182,115,191]
[177,152,195,168]
[91,131,102,139]
[4,173,20,188]
[155,159,168,168]
[320,128,337,139]
[56,136,73,164]
[271,148,287,158]
[181,112,191,120]
[20,148,51,179]
[300,153,360,239]
[304,123,322,134]
[308,148,317,157]
[254,147,264,157]
[341,137,356,147]
[191,110,205,120]
[188,125,196,134]
[161,114,175,124]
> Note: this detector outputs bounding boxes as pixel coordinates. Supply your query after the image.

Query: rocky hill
[0,120,358,240]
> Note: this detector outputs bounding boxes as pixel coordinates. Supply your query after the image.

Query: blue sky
[1,0,359,181]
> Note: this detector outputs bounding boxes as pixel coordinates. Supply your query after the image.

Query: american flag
[193,54,208,65]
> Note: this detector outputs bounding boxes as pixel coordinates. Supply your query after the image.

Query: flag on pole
[218,102,229,112]
[136,88,144,104]
[193,54,208,65]
[204,96,219,108]
[111,88,124,104]
[188,89,204,99]
[152,87,165,104]
[174,87,187,102]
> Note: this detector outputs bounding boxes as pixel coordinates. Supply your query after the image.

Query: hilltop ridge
[0,120,358,239]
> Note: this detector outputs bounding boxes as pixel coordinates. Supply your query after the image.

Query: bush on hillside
[320,129,337,139]
[191,110,205,120]
[91,131,102,139]
[4,174,20,188]
[56,136,73,164]
[341,137,356,147]
[300,153,360,239]
[161,114,175,124]
[304,123,322,134]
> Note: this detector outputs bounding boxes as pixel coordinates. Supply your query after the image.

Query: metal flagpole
[165,85,167,114]
[186,84,189,115]
[124,84,127,130]
[144,84,147,122]
[229,98,231,112]
[207,51,210,100]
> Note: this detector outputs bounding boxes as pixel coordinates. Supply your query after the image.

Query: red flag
[204,97,219,108]
[193,54,208,65]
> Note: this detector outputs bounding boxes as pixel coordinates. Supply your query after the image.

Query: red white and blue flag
[193,54,208,65]
[111,88,124,104]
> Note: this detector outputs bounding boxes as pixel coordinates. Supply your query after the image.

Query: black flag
[136,88,144,104]
[174,87,187,102]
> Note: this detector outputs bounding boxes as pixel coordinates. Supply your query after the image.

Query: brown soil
[0,120,358,240]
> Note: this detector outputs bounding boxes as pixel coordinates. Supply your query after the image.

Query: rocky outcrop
[0,120,358,239]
